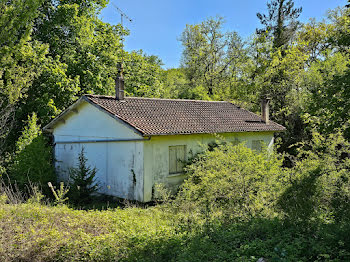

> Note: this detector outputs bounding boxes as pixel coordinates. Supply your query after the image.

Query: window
[252,140,263,152]
[169,145,186,174]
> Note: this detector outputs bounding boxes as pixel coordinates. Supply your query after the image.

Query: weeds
[48,182,69,205]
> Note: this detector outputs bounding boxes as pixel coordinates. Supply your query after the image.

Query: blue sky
[100,0,348,69]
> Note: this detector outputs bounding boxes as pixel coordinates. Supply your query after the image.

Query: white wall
[53,102,142,142]
[53,101,144,201]
[143,132,275,202]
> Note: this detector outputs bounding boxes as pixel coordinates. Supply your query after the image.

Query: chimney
[115,63,125,100]
[261,97,270,124]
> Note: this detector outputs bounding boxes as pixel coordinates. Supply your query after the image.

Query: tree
[250,33,310,155]
[8,114,55,195]
[257,0,302,49]
[327,5,350,52]
[0,0,47,155]
[303,5,350,139]
[68,148,99,205]
[15,113,41,152]
[7,0,166,156]
[32,0,121,94]
[180,17,249,98]
[124,51,166,98]
[161,68,189,99]
[252,1,308,154]
[278,129,350,223]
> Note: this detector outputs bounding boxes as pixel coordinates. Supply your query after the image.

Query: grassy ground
[1,202,350,262]
[0,203,177,261]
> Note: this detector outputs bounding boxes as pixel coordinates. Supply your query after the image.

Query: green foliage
[17,56,80,125]
[48,182,69,205]
[1,133,350,261]
[0,0,48,154]
[256,0,302,49]
[306,65,350,138]
[68,148,99,205]
[300,6,350,140]
[1,1,350,259]
[9,135,55,194]
[175,143,285,226]
[9,115,55,194]
[15,113,41,152]
[124,51,165,98]
[0,193,7,204]
[278,130,350,223]
[1,0,167,159]
[328,6,350,51]
[180,17,251,99]
[26,185,45,205]
[0,203,177,262]
[1,200,350,261]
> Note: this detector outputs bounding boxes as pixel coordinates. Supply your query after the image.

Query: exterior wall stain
[53,101,144,201]
[132,169,136,185]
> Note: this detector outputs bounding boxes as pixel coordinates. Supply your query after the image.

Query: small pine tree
[68,148,99,205]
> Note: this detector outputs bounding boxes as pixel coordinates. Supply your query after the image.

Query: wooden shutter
[169,145,186,174]
[176,145,186,172]
[169,146,177,174]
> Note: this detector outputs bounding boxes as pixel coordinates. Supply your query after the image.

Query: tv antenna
[111,3,133,67]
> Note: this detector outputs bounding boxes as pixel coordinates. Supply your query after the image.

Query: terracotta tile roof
[84,95,285,136]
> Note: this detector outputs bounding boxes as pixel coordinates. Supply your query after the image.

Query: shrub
[278,130,350,223]
[174,142,286,226]
[9,135,56,195]
[68,148,99,205]
[8,113,55,196]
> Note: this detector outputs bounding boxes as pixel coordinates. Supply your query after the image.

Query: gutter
[54,137,151,144]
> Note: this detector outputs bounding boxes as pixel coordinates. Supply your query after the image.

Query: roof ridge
[84,94,233,104]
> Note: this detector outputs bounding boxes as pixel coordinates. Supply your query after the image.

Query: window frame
[169,145,186,175]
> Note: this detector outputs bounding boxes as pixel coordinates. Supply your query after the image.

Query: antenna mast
[111,3,132,67]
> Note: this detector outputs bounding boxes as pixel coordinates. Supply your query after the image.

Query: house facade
[44,95,285,202]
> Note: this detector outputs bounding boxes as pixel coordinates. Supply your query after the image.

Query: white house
[44,77,285,202]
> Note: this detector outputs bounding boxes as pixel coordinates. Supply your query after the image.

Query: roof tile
[85,95,285,136]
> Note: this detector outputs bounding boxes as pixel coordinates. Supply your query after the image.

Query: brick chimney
[261,97,270,124]
[115,63,124,100]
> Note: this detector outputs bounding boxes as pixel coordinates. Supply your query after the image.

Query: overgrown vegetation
[1,137,350,261]
[174,143,285,226]
[7,113,55,196]
[1,0,350,260]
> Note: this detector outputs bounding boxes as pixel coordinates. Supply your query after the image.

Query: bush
[68,148,99,205]
[278,130,350,223]
[174,142,286,226]
[9,135,56,195]
[8,113,55,196]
